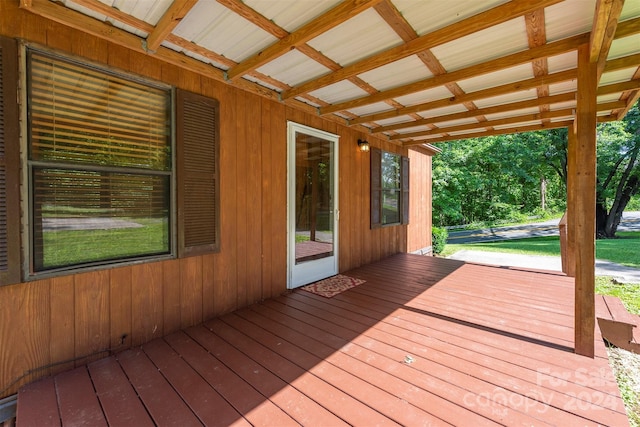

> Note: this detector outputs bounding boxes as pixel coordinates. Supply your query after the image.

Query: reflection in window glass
[381,152,401,225]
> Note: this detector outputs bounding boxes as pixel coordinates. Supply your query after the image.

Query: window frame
[24,45,176,278]
[371,147,409,228]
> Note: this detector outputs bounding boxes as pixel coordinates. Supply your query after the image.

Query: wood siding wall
[407,149,433,253]
[0,2,432,397]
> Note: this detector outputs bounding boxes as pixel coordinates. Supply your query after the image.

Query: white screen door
[287,122,339,288]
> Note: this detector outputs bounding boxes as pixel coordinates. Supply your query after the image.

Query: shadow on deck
[16,254,629,426]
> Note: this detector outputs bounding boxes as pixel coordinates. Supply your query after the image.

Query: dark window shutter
[370,147,382,229]
[176,89,220,257]
[401,155,410,225]
[0,37,21,285]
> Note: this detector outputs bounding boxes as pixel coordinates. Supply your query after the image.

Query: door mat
[301,274,366,298]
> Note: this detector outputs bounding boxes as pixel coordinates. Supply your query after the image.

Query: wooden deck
[16,254,629,426]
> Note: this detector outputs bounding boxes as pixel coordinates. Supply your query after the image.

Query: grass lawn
[442,232,640,269]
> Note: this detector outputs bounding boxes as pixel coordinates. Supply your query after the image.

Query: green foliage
[432,102,639,229]
[432,226,448,254]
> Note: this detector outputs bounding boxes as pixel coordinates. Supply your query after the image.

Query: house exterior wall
[407,148,434,254]
[0,2,433,397]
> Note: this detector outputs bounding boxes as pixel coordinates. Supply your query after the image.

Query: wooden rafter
[281,0,563,100]
[372,93,578,134]
[349,69,577,125]
[402,120,574,146]
[146,0,199,52]
[590,0,625,82]
[216,0,288,38]
[320,33,588,115]
[525,8,550,123]
[225,0,382,81]
[391,101,624,141]
[374,0,488,128]
[391,108,576,141]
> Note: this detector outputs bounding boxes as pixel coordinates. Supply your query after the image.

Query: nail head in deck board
[87,357,153,427]
[55,368,107,427]
[116,349,202,426]
[16,377,60,427]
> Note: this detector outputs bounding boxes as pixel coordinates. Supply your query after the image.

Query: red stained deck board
[141,337,250,427]
[261,298,613,425]
[163,329,299,427]
[204,318,401,426]
[287,289,618,394]
[88,357,154,427]
[182,326,347,426]
[55,367,107,427]
[218,312,453,426]
[236,305,503,426]
[16,254,629,426]
[16,377,60,427]
[116,348,202,426]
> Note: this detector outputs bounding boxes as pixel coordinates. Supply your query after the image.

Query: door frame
[286,121,339,289]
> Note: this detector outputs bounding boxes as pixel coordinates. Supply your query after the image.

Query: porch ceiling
[22,0,640,149]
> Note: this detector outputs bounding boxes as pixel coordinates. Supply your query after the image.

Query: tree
[595,102,640,237]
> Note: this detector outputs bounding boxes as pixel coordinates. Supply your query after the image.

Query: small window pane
[382,189,400,224]
[381,152,400,189]
[32,168,170,271]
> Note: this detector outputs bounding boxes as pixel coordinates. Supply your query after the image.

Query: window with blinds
[27,49,172,273]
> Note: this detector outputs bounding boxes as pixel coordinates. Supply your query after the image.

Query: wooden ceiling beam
[590,0,625,82]
[281,0,563,100]
[391,108,575,140]
[225,0,382,81]
[349,69,577,125]
[391,100,625,141]
[319,33,588,115]
[375,0,488,124]
[402,120,574,146]
[373,92,577,133]
[216,0,288,38]
[525,8,551,122]
[145,0,199,52]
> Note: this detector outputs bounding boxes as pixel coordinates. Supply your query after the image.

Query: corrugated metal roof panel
[394,86,455,107]
[375,116,417,126]
[417,105,469,119]
[358,55,432,92]
[244,0,341,33]
[600,69,637,85]
[346,102,397,117]
[484,107,542,121]
[436,117,483,128]
[457,64,533,93]
[309,80,369,105]
[175,1,277,63]
[392,0,508,36]
[473,89,538,108]
[257,50,331,87]
[548,81,577,95]
[431,17,529,72]
[548,52,577,73]
[608,34,640,60]
[544,0,595,41]
[307,9,403,66]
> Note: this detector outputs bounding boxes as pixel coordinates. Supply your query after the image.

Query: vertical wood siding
[0,3,431,397]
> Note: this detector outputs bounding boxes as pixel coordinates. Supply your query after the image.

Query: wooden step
[596,295,640,354]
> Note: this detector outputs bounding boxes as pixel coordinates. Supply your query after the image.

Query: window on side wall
[23,47,220,279]
[370,147,409,228]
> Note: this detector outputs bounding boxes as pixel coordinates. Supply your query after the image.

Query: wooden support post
[573,43,597,358]
[564,127,577,277]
